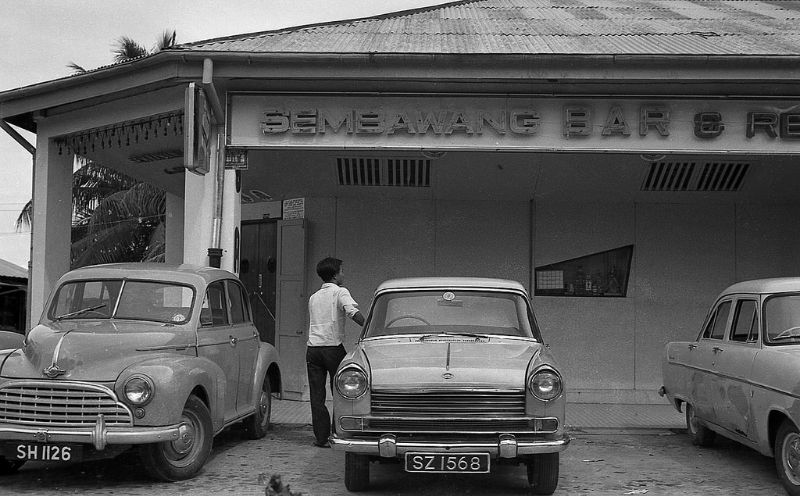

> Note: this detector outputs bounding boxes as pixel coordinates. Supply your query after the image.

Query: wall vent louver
[336,158,431,187]
[642,161,749,192]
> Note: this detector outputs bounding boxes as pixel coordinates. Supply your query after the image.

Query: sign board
[228,94,800,155]
[184,83,213,174]
[282,198,305,220]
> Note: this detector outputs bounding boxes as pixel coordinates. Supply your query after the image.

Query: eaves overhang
[3,49,800,133]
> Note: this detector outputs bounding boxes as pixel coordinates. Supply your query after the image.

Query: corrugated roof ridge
[178,0,484,50]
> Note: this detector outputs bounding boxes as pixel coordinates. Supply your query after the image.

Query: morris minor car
[0,263,282,481]
[330,277,569,494]
[661,278,800,496]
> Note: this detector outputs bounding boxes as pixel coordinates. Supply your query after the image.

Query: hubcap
[783,432,800,485]
[171,416,196,455]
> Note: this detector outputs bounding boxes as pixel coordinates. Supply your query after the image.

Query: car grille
[0,382,133,427]
[371,390,526,417]
[368,390,533,433]
[367,418,533,431]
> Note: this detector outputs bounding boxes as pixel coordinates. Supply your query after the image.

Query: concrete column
[29,137,72,323]
[220,168,241,273]
[164,192,184,265]
[182,168,214,266]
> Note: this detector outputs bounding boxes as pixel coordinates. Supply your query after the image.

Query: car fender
[116,353,224,427]
[251,342,282,401]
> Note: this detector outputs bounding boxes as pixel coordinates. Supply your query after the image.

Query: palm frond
[72,161,138,216]
[154,30,177,52]
[14,200,32,231]
[67,62,87,74]
[112,36,148,63]
[71,219,143,268]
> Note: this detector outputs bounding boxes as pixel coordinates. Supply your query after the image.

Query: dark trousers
[306,344,346,444]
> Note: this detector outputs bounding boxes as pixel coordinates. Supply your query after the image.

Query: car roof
[375,277,528,295]
[57,263,236,287]
[721,277,800,296]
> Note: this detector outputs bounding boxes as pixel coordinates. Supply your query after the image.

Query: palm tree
[18,31,176,268]
[68,29,176,74]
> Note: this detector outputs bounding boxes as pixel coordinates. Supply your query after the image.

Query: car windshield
[765,294,800,344]
[364,290,536,339]
[49,279,195,324]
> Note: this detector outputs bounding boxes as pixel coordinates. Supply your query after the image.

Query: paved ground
[0,400,788,495]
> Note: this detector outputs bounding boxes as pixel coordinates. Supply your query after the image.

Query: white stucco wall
[533,200,800,403]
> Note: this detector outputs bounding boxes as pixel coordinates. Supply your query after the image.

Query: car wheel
[685,403,715,447]
[244,376,272,439]
[0,457,24,475]
[775,420,800,496]
[344,452,370,491]
[139,395,213,481]
[526,452,559,495]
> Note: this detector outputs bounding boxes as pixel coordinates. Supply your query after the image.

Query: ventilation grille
[336,158,431,187]
[642,162,749,192]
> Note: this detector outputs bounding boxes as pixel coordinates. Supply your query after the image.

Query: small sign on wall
[283,198,305,219]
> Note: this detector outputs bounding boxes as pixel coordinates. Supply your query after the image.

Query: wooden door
[275,219,307,399]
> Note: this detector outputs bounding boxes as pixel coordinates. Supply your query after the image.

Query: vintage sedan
[661,278,800,496]
[0,263,282,481]
[330,277,569,494]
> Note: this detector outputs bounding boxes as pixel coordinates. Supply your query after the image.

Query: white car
[661,278,800,496]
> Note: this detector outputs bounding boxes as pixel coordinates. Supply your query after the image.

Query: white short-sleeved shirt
[307,282,359,346]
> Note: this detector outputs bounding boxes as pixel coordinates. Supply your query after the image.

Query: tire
[526,452,559,495]
[244,376,272,439]
[0,457,24,475]
[775,420,800,496]
[344,452,370,492]
[139,395,213,481]
[686,403,716,447]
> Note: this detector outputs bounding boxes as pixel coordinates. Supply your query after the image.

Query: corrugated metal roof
[0,258,27,280]
[178,0,800,55]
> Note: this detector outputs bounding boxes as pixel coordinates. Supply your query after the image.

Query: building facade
[2,0,800,402]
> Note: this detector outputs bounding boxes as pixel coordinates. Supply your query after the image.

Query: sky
[0,0,449,268]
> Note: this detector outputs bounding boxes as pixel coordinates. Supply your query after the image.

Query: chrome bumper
[330,432,570,458]
[0,418,184,451]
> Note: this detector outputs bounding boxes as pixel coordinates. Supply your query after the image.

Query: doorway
[239,220,277,344]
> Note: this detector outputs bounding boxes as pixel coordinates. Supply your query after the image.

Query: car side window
[201,281,229,327]
[708,300,731,340]
[227,280,247,324]
[730,299,758,342]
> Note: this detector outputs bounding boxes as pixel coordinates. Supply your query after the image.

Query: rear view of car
[330,277,569,494]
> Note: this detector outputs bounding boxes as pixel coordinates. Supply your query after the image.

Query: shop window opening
[535,245,633,298]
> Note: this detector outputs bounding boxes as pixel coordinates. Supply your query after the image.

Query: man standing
[306,257,365,447]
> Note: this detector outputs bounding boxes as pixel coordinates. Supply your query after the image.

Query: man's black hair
[316,257,342,282]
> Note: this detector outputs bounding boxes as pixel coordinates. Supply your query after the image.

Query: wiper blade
[419,332,488,342]
[55,303,107,321]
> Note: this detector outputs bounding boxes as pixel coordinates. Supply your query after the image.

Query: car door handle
[712,346,723,353]
[229,336,238,347]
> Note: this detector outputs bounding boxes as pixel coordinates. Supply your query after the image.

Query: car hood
[0,321,195,381]
[361,336,542,389]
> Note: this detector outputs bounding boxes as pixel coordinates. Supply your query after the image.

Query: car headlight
[124,375,154,406]
[335,366,368,399]
[528,368,563,401]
